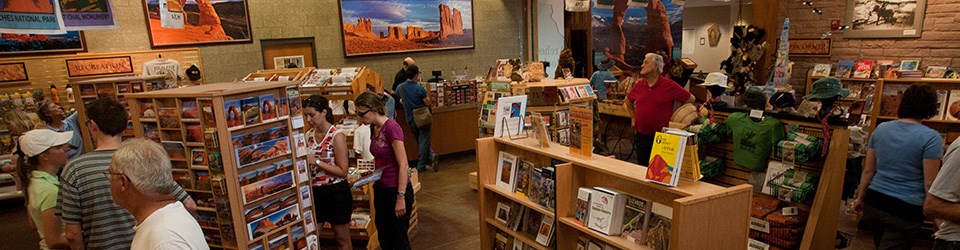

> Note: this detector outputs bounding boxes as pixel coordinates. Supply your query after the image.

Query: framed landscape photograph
[142,0,253,47]
[845,0,926,38]
[338,0,475,56]
[0,62,28,83]
[0,31,86,56]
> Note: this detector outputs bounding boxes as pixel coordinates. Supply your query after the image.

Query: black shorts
[313,181,353,225]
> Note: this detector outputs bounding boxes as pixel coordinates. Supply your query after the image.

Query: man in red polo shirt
[627,53,695,166]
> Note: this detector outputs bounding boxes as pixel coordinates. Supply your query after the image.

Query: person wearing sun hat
[804,77,850,100]
[15,129,74,250]
[590,57,616,100]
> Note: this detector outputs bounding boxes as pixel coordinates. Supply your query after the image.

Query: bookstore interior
[1,0,959,250]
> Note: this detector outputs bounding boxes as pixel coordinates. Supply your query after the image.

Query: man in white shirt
[108,138,208,250]
[926,139,960,249]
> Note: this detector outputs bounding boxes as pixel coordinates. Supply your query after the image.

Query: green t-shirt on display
[724,112,785,171]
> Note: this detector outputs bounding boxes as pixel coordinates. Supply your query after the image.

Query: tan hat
[669,103,700,129]
[19,129,73,157]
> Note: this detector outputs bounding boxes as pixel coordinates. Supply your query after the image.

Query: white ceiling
[683,0,753,8]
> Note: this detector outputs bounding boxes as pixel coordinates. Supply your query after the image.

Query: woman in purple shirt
[354,92,414,249]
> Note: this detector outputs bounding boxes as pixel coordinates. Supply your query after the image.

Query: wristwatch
[397,190,406,196]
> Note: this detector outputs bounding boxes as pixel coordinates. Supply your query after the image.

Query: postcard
[185,124,203,143]
[143,123,159,142]
[299,185,311,208]
[161,141,186,160]
[225,99,244,129]
[192,149,208,166]
[241,171,295,205]
[247,204,300,240]
[260,94,277,121]
[117,83,131,94]
[199,99,216,125]
[268,234,288,250]
[80,85,95,96]
[239,164,281,186]
[296,160,308,184]
[292,225,306,250]
[182,100,199,119]
[235,137,290,168]
[241,96,262,126]
[304,210,315,233]
[140,102,157,119]
[294,132,307,157]
[158,108,180,128]
[277,97,290,117]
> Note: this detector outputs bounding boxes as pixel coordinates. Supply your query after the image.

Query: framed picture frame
[0,62,28,83]
[788,38,832,56]
[141,0,253,47]
[0,31,86,56]
[845,0,926,38]
[337,0,475,56]
[64,56,134,78]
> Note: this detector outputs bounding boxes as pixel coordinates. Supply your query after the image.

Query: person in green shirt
[15,129,74,250]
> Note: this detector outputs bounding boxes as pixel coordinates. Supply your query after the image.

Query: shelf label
[748,238,770,250]
[750,217,771,233]
[750,109,764,119]
[783,207,799,216]
[904,30,917,35]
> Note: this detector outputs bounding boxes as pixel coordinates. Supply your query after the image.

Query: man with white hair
[627,53,695,166]
[108,139,208,250]
[393,57,416,93]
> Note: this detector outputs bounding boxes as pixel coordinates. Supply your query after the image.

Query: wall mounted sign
[0,62,28,83]
[788,38,831,57]
[845,0,926,38]
[65,56,134,78]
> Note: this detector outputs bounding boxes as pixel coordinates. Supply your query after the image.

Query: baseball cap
[19,129,73,157]
[186,65,201,81]
[406,64,421,75]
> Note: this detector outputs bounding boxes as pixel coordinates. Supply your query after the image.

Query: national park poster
[592,0,683,74]
[338,0,474,56]
[142,0,252,47]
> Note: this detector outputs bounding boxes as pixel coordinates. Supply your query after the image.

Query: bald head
[403,57,415,69]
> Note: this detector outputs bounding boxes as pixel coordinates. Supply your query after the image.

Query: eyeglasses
[103,170,125,179]
[354,109,372,117]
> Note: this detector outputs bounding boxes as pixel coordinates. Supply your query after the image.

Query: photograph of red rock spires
[340,0,474,56]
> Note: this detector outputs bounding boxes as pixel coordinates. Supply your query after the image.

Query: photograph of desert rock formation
[592,0,682,73]
[144,0,251,46]
[340,0,474,56]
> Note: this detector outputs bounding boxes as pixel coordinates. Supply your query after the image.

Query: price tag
[750,217,771,233]
[750,109,764,119]
[904,30,917,35]
[783,207,799,216]
[748,239,770,250]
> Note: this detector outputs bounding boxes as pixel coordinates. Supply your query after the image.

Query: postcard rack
[70,75,170,152]
[299,67,383,101]
[126,81,316,250]
[477,137,751,249]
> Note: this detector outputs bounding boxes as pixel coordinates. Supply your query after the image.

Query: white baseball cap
[19,129,74,157]
[698,72,730,88]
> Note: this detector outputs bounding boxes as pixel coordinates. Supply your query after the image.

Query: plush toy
[555,48,576,79]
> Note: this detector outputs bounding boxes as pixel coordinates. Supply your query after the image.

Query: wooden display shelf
[484,183,553,216]
[70,75,170,152]
[485,218,551,250]
[185,188,213,194]
[556,217,650,250]
[196,206,217,212]
[298,67,383,101]
[478,137,752,249]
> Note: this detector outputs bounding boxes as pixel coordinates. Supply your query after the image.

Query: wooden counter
[396,103,479,161]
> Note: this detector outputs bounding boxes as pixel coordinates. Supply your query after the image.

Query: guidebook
[645,130,690,186]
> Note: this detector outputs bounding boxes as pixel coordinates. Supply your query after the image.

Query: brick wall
[787,0,960,95]
[83,0,524,86]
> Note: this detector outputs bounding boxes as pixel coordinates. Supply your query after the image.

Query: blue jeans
[410,122,435,170]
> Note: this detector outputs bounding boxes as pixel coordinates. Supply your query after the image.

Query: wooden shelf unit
[477,137,752,249]
[70,75,170,152]
[299,67,383,101]
[700,111,851,250]
[126,81,314,250]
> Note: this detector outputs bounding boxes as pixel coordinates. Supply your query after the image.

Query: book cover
[576,85,589,98]
[241,96,261,126]
[947,68,960,79]
[588,240,604,250]
[926,66,948,78]
[494,231,509,250]
[880,84,909,117]
[523,207,542,237]
[936,90,949,120]
[576,236,588,250]
[876,60,898,79]
[496,151,519,191]
[588,187,627,236]
[945,90,960,121]
[181,100,199,119]
[569,104,593,158]
[852,60,874,79]
[574,187,594,227]
[515,160,534,197]
[199,99,215,125]
[900,59,920,71]
[224,99,243,128]
[541,167,556,211]
[143,123,159,142]
[811,64,831,78]
[535,214,555,246]
[836,60,854,78]
[507,202,525,231]
[646,132,687,186]
[495,202,511,224]
[157,108,180,128]
[645,213,672,250]
[529,168,543,206]
[557,128,570,145]
[140,101,157,119]
[622,194,652,244]
[184,124,202,143]
[260,94,277,121]
[512,238,524,250]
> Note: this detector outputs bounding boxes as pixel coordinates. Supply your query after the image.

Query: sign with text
[0,0,65,34]
[789,38,831,56]
[65,56,134,78]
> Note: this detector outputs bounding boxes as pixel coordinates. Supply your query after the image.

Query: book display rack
[299,67,384,101]
[70,75,170,152]
[126,81,313,250]
[477,137,752,250]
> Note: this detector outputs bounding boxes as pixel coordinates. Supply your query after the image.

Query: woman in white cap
[15,129,74,250]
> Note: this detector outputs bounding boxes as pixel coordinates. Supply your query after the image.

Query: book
[945,90,960,121]
[588,240,605,250]
[880,84,909,117]
[535,214,555,246]
[185,124,202,143]
[876,60,898,79]
[588,187,627,236]
[495,202,511,224]
[351,169,382,189]
[836,60,854,78]
[540,167,556,211]
[569,104,593,158]
[515,160,534,197]
[240,96,261,126]
[622,194,652,244]
[181,100,199,119]
[497,151,519,191]
[811,64,831,77]
[900,59,920,71]
[926,66,948,78]
[852,60,874,78]
[529,168,543,207]
[494,231,509,250]
[574,187,593,227]
[523,207,542,237]
[576,236,589,250]
[512,239,524,250]
[646,131,689,186]
[947,68,960,79]
[507,202,525,231]
[936,90,949,120]
[645,203,673,250]
[191,149,207,166]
